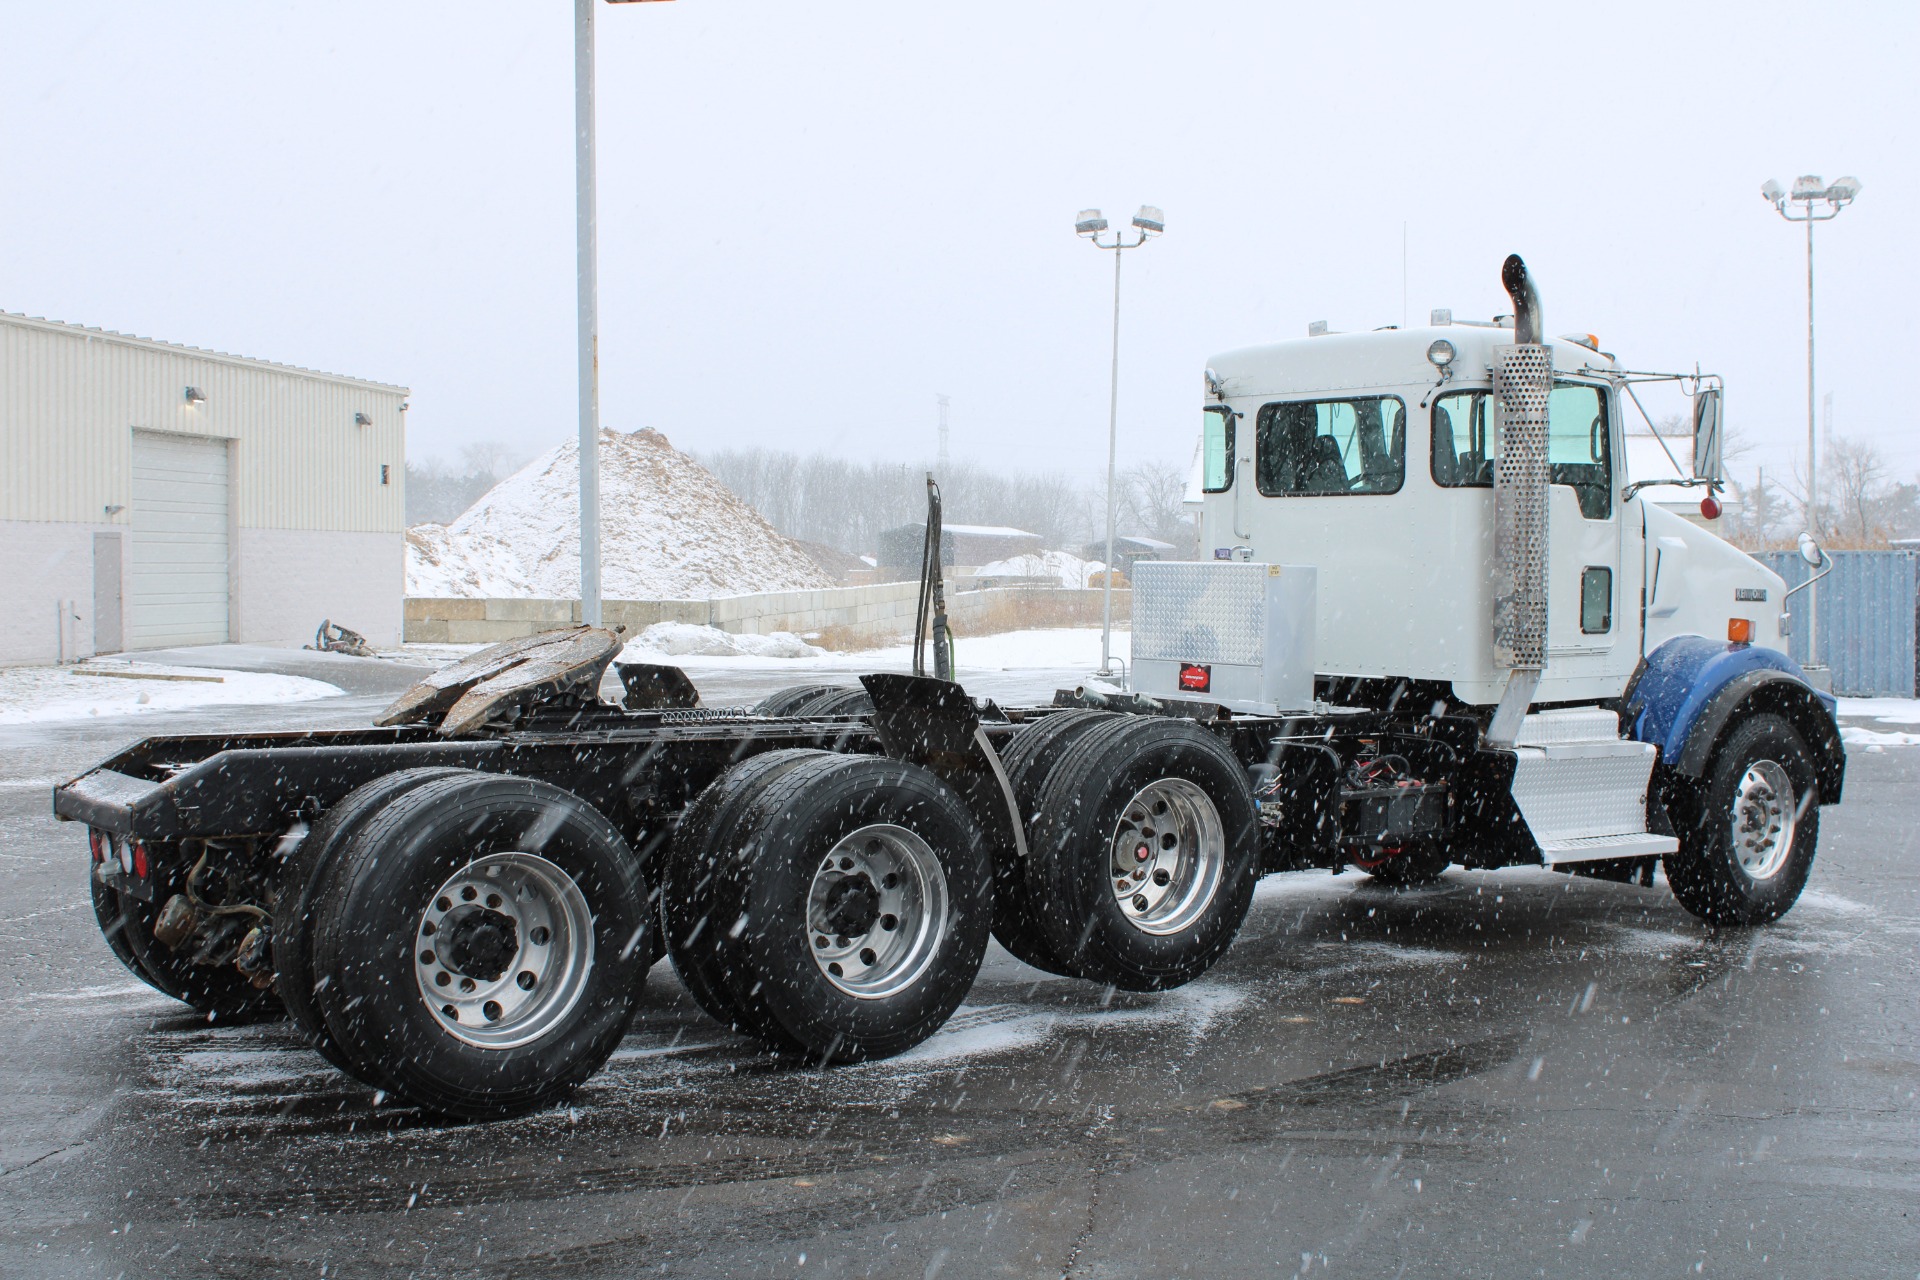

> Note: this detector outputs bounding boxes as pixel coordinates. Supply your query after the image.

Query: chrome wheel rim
[413,852,594,1049]
[807,823,948,1000]
[1109,777,1225,935]
[1731,758,1798,882]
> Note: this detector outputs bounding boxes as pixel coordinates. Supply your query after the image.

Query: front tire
[1666,713,1820,926]
[309,772,649,1118]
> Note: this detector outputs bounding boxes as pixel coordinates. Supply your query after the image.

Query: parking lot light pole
[1761,174,1861,668]
[577,0,672,628]
[1077,205,1163,678]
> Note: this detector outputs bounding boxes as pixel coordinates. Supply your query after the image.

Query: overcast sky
[4,1,1914,496]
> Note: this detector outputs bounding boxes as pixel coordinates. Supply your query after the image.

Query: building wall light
[184,386,206,404]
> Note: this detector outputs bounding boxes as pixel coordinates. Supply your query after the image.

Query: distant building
[1,312,408,664]
[876,523,1043,578]
[1080,534,1177,575]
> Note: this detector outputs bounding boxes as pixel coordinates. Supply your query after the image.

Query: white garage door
[130,431,230,649]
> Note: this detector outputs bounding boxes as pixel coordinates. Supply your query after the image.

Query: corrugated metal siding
[1759,550,1920,697]
[1,313,407,533]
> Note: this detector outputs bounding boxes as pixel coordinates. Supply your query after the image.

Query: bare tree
[698,448,1092,556]
[406,440,528,526]
[1118,460,1197,553]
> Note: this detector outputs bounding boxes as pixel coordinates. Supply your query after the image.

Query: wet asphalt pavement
[1,651,1916,1279]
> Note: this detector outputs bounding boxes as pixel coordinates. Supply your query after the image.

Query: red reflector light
[1728,618,1753,644]
[1178,663,1212,692]
[89,829,106,864]
[132,842,149,879]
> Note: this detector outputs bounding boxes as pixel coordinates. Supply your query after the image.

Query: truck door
[1543,381,1626,685]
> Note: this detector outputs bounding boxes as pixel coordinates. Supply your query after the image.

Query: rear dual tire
[307,772,650,1119]
[1019,716,1260,991]
[666,753,990,1062]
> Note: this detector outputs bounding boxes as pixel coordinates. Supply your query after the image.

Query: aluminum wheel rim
[1109,777,1225,936]
[807,823,949,1000]
[1731,758,1798,882]
[413,852,594,1049]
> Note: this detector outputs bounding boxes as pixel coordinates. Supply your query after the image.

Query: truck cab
[1195,321,1784,707]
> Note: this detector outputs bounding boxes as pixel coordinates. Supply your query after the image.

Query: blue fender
[1624,635,1845,804]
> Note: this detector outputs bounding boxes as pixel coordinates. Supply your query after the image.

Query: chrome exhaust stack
[1501,253,1544,344]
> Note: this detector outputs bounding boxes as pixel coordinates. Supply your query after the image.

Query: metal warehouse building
[1,312,408,665]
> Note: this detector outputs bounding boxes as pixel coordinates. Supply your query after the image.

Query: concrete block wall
[404,585,1129,648]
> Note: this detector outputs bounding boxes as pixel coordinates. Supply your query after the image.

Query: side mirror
[1797,531,1825,568]
[1691,388,1723,481]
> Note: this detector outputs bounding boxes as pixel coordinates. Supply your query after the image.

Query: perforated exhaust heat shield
[1491,256,1551,671]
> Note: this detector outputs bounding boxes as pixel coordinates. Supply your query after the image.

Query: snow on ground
[973,550,1104,588]
[614,625,1129,672]
[1841,724,1920,749]
[0,660,341,725]
[406,427,833,600]
[1837,697,1920,724]
[626,621,823,659]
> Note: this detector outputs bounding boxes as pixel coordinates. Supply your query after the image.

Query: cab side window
[1547,384,1611,519]
[1431,383,1613,519]
[1255,396,1405,496]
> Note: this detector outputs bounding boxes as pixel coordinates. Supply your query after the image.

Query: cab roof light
[1559,332,1601,351]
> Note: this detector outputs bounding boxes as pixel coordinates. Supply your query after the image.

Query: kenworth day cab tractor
[58,256,1843,1121]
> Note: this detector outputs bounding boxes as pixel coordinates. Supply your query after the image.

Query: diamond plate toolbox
[1131,561,1317,711]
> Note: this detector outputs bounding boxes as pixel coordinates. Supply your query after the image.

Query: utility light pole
[1076,204,1163,678]
[577,0,672,628]
[1761,173,1861,669]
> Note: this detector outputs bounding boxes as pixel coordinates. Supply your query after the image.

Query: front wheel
[1665,713,1820,926]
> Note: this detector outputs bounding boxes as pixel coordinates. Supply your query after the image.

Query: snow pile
[621,621,823,660]
[406,428,834,600]
[405,524,531,597]
[973,550,1103,587]
[0,662,341,725]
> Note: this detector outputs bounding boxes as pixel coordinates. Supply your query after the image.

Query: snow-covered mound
[623,621,824,659]
[407,428,834,600]
[974,550,1104,588]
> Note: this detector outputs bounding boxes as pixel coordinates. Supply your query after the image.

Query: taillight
[131,842,149,878]
[89,829,107,864]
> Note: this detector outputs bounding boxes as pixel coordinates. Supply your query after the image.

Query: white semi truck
[61,255,1842,1120]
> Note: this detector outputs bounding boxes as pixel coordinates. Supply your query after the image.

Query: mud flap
[859,673,1027,863]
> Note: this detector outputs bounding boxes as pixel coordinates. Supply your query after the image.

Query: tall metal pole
[1803,212,1817,666]
[1100,244,1123,675]
[574,0,602,627]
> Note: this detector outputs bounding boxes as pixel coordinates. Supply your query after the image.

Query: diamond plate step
[1540,832,1679,863]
